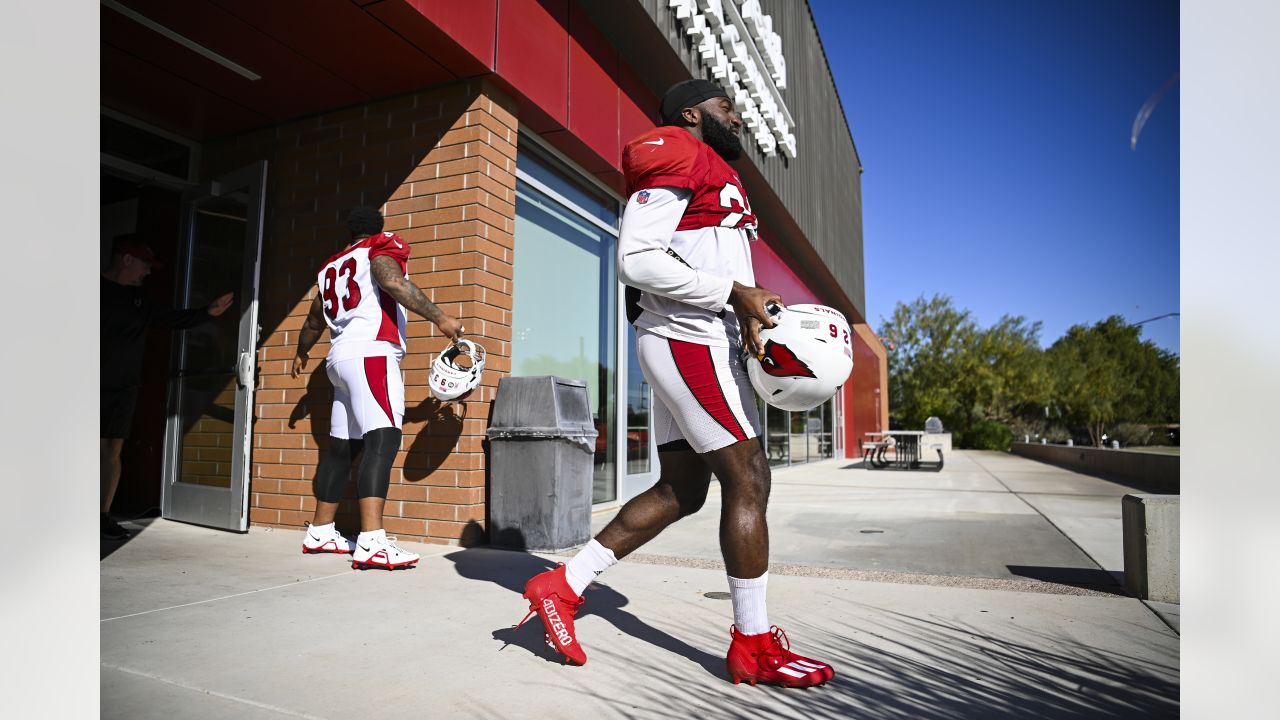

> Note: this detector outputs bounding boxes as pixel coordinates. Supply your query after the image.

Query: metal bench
[861,438,893,469]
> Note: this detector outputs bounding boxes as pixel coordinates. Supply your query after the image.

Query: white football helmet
[430,339,486,402]
[746,303,854,412]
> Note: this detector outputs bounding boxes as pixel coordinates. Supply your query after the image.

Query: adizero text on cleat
[302,523,355,555]
[518,564,587,665]
[726,625,835,688]
[350,535,419,569]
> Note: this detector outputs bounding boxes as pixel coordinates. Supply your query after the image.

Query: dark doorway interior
[102,170,183,517]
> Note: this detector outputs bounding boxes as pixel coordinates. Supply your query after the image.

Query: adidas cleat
[517,564,587,665]
[727,625,835,688]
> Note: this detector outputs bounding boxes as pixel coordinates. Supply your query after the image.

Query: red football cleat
[726,625,835,688]
[517,564,587,665]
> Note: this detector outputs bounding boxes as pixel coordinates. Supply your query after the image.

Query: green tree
[880,295,1049,448]
[1046,316,1180,446]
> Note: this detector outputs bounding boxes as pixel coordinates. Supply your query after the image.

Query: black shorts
[101,386,139,439]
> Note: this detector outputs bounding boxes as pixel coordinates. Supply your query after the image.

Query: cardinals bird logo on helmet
[746,304,854,412]
[430,339,487,402]
[758,339,818,379]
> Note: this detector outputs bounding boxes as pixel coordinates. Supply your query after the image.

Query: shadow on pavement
[1007,565,1128,596]
[612,606,1177,720]
[444,547,724,679]
[100,514,159,560]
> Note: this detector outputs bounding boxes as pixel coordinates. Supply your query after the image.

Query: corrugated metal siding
[633,0,865,318]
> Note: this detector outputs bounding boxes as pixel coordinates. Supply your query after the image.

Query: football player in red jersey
[291,207,463,569]
[520,80,834,687]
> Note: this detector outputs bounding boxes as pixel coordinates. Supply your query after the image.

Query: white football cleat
[301,523,355,555]
[351,533,420,570]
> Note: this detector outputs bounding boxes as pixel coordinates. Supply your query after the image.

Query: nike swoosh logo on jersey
[393,239,403,248]
[643,138,665,146]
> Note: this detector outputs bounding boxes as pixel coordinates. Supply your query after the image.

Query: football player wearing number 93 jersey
[518,80,834,687]
[291,207,464,570]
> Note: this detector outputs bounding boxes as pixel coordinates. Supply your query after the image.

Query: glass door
[161,161,266,531]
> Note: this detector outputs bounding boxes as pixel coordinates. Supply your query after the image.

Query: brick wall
[203,79,518,546]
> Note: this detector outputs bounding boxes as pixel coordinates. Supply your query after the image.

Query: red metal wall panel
[495,0,569,130]
[750,238,822,307]
[567,3,620,172]
[102,1,367,125]
[405,0,497,72]
[214,0,453,96]
[845,331,883,457]
[617,62,657,157]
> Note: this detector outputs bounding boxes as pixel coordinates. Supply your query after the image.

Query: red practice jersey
[316,231,410,363]
[620,125,759,347]
[623,125,757,234]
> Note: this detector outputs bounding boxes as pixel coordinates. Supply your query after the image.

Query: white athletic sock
[357,529,386,546]
[728,572,770,635]
[565,539,618,597]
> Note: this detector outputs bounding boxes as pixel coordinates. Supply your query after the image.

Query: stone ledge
[1123,494,1180,603]
[1011,442,1179,492]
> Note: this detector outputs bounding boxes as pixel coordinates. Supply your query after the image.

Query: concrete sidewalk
[101,451,1179,719]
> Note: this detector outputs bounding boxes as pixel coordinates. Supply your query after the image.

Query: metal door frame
[160,160,266,531]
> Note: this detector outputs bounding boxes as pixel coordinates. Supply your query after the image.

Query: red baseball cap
[113,235,163,269]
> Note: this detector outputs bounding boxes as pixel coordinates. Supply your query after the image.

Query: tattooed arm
[370,254,464,341]
[291,295,327,378]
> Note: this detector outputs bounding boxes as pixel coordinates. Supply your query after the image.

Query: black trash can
[486,376,598,552]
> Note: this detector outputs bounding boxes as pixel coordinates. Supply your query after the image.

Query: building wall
[844,323,887,457]
[202,79,519,545]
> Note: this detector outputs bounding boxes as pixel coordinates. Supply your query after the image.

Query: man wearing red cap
[100,234,233,540]
[517,79,835,688]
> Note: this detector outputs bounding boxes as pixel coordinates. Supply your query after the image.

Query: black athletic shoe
[101,514,131,541]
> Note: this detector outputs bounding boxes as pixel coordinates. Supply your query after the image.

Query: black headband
[659,79,730,125]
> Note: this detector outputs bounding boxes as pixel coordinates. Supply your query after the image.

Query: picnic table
[862,430,944,471]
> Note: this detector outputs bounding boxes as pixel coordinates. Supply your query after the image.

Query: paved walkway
[101,451,1179,719]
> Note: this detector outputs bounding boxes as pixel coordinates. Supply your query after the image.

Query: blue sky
[809,0,1180,354]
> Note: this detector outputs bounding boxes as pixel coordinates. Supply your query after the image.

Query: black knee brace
[357,427,401,499]
[314,436,363,503]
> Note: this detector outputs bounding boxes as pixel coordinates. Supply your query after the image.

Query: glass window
[806,405,824,461]
[820,398,835,459]
[766,404,789,467]
[790,410,808,464]
[517,150,618,227]
[512,150,619,503]
[625,328,650,475]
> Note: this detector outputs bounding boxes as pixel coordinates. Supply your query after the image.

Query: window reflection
[512,151,619,503]
[762,397,838,467]
[765,404,789,467]
[626,327,650,474]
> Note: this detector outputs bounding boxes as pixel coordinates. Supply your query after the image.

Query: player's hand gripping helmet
[746,304,854,412]
[430,339,486,402]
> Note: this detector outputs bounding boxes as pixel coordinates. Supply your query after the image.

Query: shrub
[1009,417,1043,441]
[1111,422,1153,447]
[964,420,1014,451]
[1044,425,1071,443]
